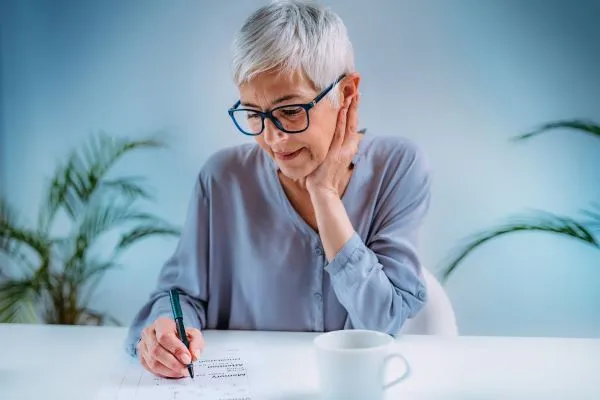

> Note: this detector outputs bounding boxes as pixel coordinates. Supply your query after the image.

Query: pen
[168,288,195,379]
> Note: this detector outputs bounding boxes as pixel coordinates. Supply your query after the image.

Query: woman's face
[238,69,355,180]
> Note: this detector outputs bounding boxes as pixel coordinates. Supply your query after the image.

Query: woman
[127,0,431,379]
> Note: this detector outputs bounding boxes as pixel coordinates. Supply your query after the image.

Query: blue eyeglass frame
[228,74,346,136]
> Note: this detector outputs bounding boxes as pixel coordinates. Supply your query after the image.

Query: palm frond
[80,260,120,284]
[100,176,154,202]
[63,200,176,281]
[441,210,600,282]
[60,201,160,282]
[117,224,180,251]
[39,157,82,230]
[0,198,18,254]
[0,279,40,323]
[78,259,122,308]
[0,198,50,270]
[77,201,166,245]
[0,200,36,276]
[512,119,600,142]
[582,202,600,231]
[39,131,167,229]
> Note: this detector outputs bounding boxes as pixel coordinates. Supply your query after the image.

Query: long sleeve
[124,175,210,357]
[325,143,431,335]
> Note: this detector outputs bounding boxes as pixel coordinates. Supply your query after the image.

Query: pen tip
[188,365,194,379]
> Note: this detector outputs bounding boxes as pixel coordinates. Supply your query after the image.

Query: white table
[1,324,599,399]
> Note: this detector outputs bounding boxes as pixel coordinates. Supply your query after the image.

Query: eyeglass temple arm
[230,74,346,111]
[311,74,347,105]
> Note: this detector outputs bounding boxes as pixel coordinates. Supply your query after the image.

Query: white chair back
[399,267,458,336]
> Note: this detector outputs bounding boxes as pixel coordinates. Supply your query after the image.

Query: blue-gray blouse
[125,134,431,356]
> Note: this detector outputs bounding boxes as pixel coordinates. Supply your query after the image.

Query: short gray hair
[231,0,355,105]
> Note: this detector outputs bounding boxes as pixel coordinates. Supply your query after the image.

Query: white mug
[313,329,409,400]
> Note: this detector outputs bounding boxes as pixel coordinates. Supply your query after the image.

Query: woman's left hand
[306,92,361,197]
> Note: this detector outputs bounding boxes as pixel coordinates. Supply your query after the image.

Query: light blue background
[2,0,599,337]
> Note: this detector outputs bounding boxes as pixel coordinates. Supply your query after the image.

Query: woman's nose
[262,118,286,144]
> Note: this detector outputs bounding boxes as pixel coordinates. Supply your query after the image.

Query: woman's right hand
[136,317,205,378]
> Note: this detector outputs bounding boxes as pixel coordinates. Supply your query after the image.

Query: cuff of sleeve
[325,232,367,277]
[124,296,202,358]
[148,297,202,331]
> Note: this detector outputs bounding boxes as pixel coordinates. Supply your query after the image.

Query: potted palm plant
[0,132,181,325]
[441,119,600,282]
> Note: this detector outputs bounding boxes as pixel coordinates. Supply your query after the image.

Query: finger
[148,335,189,373]
[346,93,359,135]
[331,97,352,152]
[186,328,205,361]
[342,95,360,156]
[140,352,149,370]
[139,326,154,360]
[136,338,144,360]
[146,353,187,379]
[155,320,193,365]
[140,339,180,378]
[139,343,152,372]
[335,95,359,163]
[142,336,188,378]
[139,338,150,368]
[143,324,189,373]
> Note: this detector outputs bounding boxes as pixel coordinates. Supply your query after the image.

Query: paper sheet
[98,348,254,400]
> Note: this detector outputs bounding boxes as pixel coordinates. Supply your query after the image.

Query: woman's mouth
[275,148,304,161]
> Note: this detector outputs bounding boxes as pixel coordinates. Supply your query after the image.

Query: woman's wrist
[308,185,340,205]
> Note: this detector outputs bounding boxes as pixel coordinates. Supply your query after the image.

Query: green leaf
[100,176,154,202]
[117,224,180,251]
[38,131,168,228]
[512,119,600,142]
[582,202,600,231]
[81,260,120,283]
[77,201,164,245]
[78,260,121,309]
[62,201,161,282]
[0,198,50,270]
[39,157,82,229]
[440,210,600,282]
[0,200,29,277]
[0,279,40,323]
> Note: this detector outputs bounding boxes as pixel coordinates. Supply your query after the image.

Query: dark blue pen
[169,288,195,379]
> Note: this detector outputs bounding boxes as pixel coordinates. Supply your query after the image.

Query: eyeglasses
[228,74,346,136]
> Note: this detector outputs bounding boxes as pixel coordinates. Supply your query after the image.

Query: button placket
[314,244,325,332]
[314,291,324,332]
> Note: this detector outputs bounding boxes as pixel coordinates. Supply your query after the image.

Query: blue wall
[2,0,599,337]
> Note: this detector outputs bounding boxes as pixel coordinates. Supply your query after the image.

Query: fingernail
[193,348,202,359]
[181,353,191,364]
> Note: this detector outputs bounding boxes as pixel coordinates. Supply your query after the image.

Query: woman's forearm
[310,189,355,262]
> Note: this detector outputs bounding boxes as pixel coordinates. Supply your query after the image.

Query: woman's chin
[277,163,315,181]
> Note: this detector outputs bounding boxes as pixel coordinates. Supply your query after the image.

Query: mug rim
[313,329,394,352]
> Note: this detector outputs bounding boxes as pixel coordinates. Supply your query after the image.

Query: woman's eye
[282,108,302,116]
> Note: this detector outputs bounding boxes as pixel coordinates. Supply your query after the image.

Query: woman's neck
[278,166,354,199]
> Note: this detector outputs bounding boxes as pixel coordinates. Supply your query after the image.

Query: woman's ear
[340,72,361,104]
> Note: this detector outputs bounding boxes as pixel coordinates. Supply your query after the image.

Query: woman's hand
[137,317,204,378]
[306,92,361,198]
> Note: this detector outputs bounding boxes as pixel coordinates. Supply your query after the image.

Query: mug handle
[382,353,411,390]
